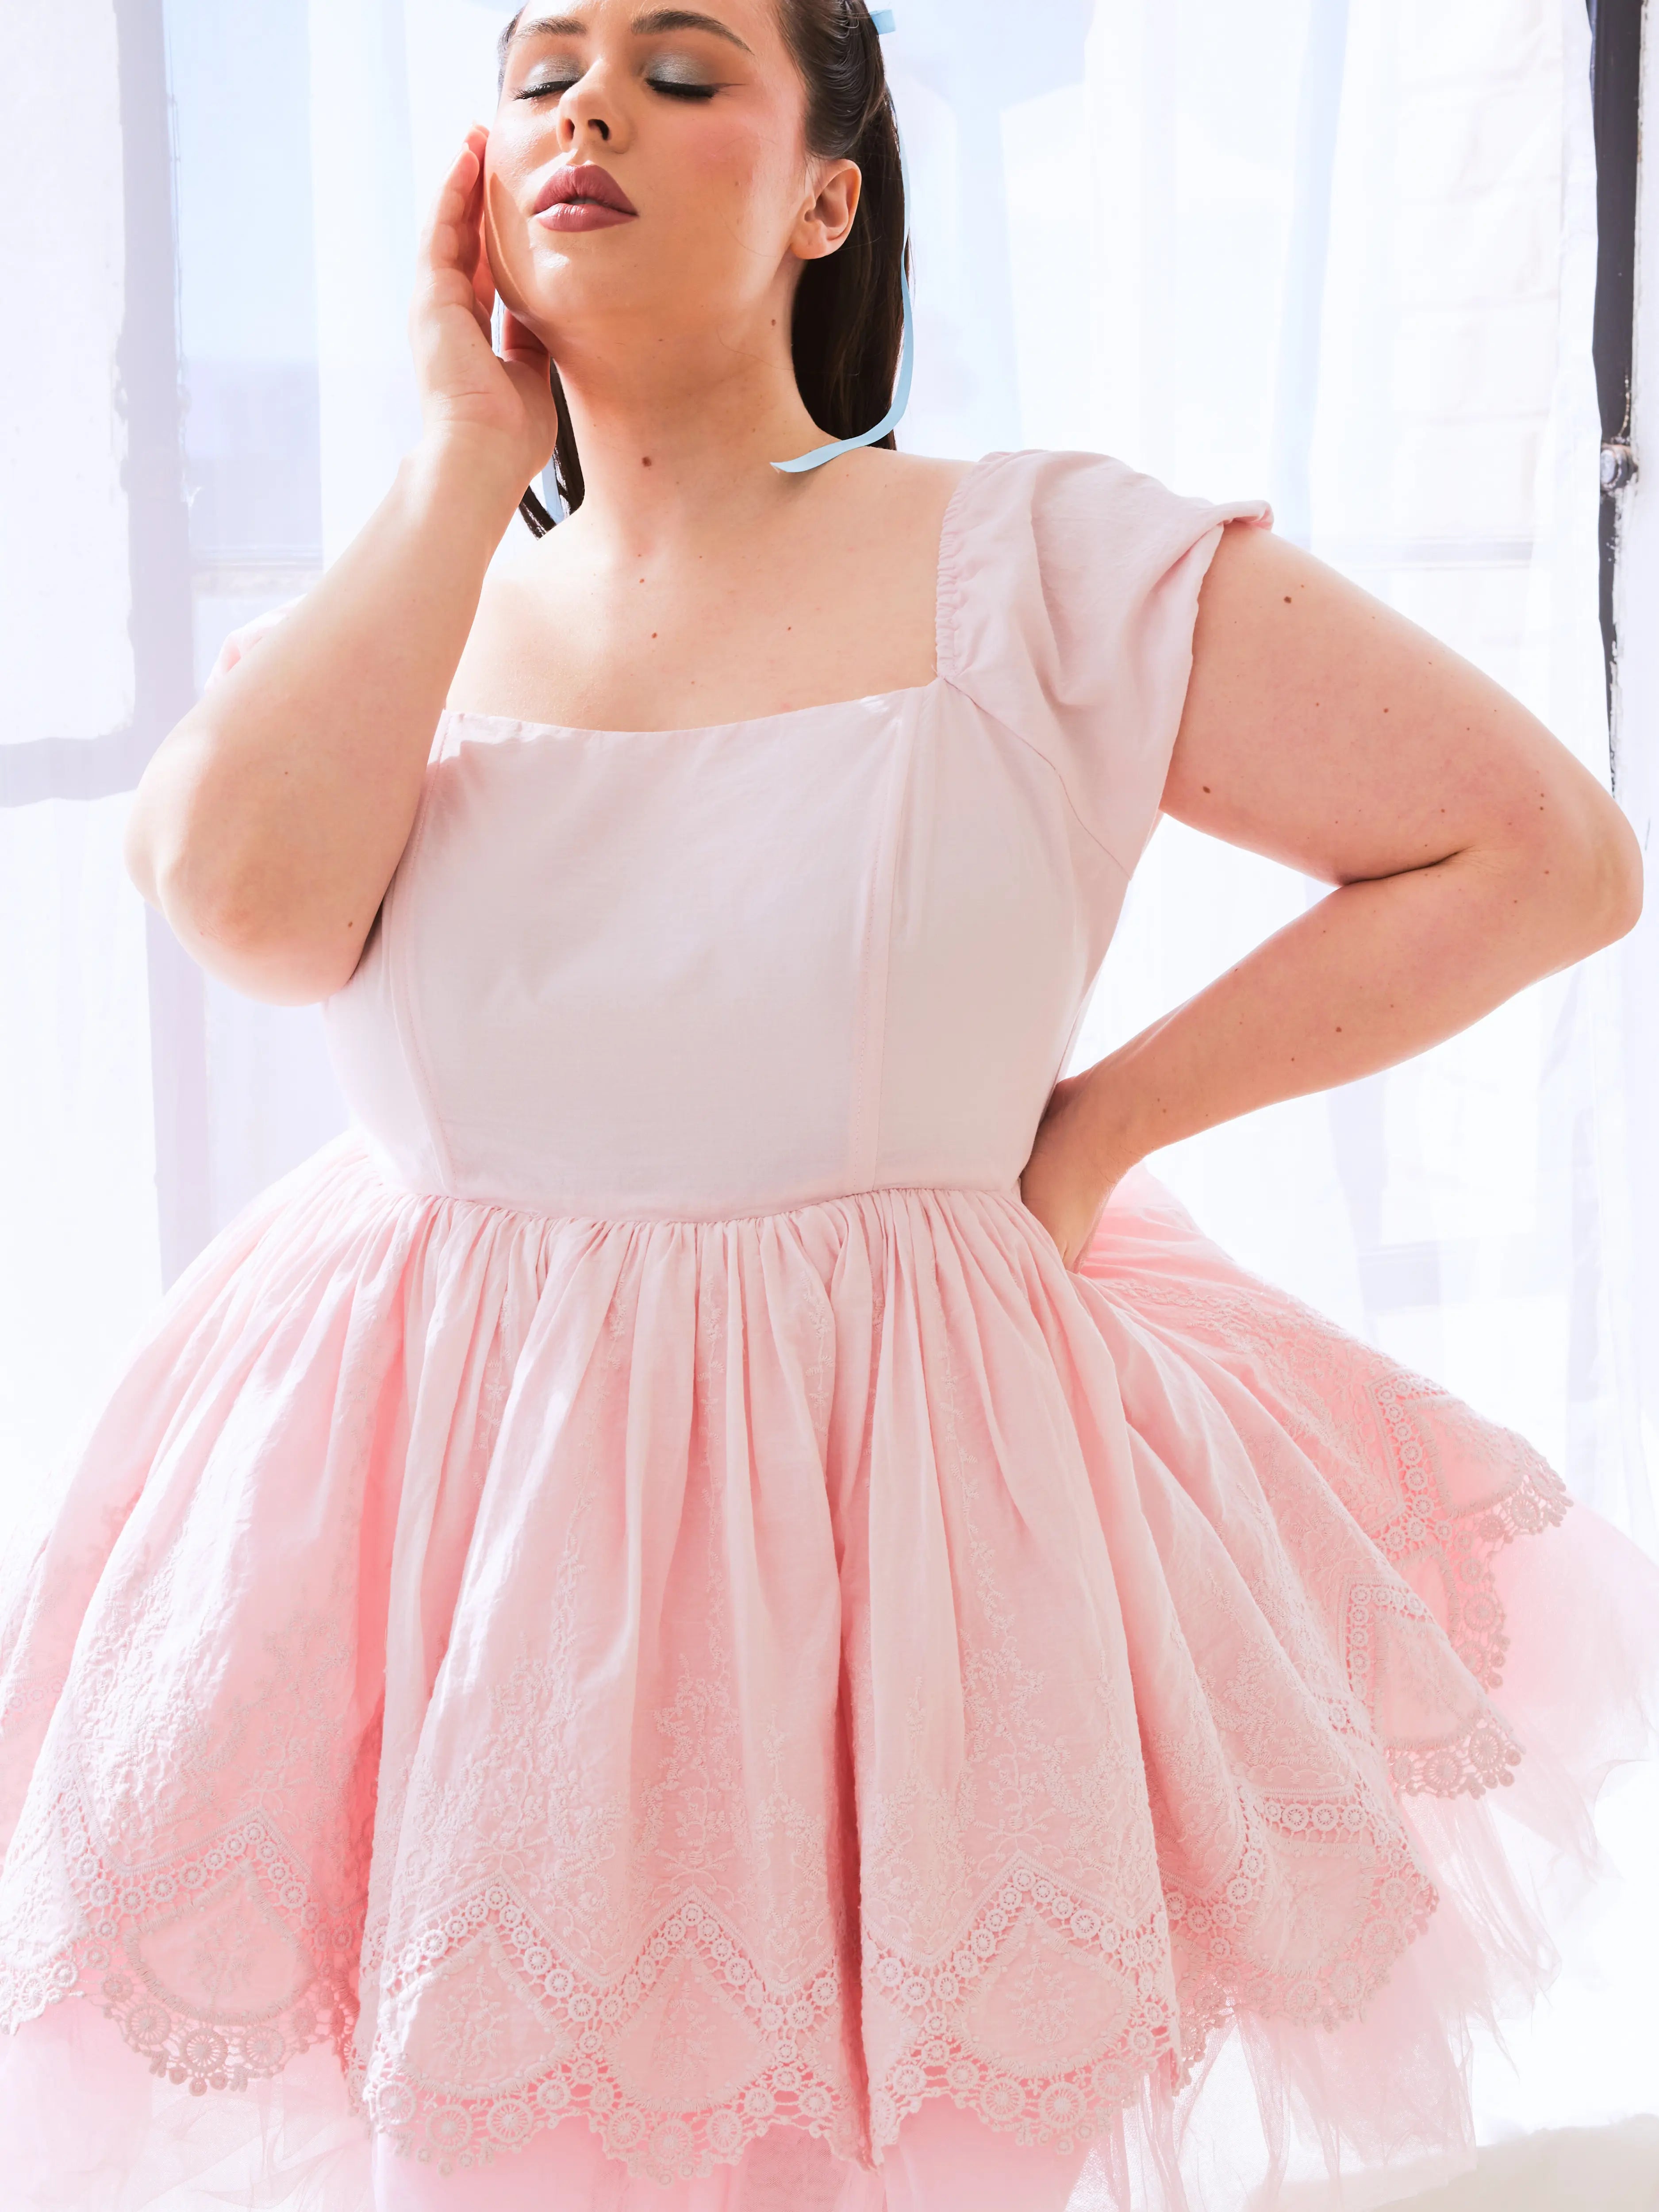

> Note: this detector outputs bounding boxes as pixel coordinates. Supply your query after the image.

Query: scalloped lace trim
[0,1268,1573,2183]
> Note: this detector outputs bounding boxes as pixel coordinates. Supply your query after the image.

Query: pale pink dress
[2,449,1657,2212]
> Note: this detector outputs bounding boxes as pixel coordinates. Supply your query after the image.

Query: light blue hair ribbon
[773,8,914,474]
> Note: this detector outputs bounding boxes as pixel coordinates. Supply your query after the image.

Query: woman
[2,0,1656,2206]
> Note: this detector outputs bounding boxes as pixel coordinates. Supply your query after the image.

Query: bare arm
[123,127,558,1006]
[1020,519,1644,1264]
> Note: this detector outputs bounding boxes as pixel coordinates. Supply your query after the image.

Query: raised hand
[408,124,562,494]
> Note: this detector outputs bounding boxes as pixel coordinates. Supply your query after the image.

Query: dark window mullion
[1587,0,1646,767]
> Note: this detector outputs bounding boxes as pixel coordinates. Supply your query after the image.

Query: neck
[546,307,832,559]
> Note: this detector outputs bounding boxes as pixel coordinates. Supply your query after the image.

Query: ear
[791,157,863,263]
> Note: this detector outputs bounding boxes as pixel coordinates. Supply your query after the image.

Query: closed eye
[517,71,721,101]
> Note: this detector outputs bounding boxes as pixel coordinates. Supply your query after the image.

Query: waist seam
[349,1145,1023,1231]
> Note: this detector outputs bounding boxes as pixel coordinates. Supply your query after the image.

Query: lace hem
[1102,1267,1574,1753]
[360,1885,856,2181]
[4,1782,1462,2190]
[0,1788,360,2099]
[1160,1778,1440,2062]
[0,1459,1573,2181]
[350,1835,1439,2181]
[0,1186,1590,2188]
[1361,1371,1574,1695]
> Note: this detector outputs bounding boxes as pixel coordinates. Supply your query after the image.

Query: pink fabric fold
[2,1141,1654,2211]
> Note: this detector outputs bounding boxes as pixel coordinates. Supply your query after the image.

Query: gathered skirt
[1,1134,1656,2210]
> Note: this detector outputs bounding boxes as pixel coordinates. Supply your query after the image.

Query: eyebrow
[511,10,753,53]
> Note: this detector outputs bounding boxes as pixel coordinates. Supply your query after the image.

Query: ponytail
[778,0,909,462]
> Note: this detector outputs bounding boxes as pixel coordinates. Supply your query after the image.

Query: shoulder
[838,448,977,501]
[943,448,1271,668]
[800,447,977,553]
[949,447,1269,557]
[939,449,1273,873]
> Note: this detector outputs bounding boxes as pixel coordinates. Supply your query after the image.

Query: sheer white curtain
[1,4,165,1496]
[2,0,1655,2189]
[1055,0,1646,1551]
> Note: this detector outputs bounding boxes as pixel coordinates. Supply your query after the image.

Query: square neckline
[437,450,994,746]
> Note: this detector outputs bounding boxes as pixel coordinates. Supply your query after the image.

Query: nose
[560,72,618,148]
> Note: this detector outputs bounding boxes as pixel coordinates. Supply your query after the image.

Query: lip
[532,162,638,230]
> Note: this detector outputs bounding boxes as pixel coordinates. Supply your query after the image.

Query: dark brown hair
[494,1,909,532]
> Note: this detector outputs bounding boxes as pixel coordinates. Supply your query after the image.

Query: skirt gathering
[1,1134,1656,2212]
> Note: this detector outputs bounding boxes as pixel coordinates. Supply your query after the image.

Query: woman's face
[486,3,856,365]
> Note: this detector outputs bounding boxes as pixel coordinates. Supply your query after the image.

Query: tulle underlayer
[1,1135,1656,2212]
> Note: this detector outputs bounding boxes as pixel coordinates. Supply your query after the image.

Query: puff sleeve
[938,449,1272,878]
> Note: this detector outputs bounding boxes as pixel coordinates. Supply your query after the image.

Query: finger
[472,198,499,326]
[417,137,486,281]
[458,163,492,326]
[499,308,550,367]
[427,138,482,237]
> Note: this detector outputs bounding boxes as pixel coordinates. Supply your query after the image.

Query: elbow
[177,893,364,1007]
[150,847,365,1008]
[1577,795,1644,951]
[122,782,166,912]
[1510,787,1645,965]
[126,722,367,1005]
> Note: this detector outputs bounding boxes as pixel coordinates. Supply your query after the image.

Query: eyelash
[517,73,718,103]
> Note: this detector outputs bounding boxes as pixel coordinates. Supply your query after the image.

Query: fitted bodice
[322,450,1270,1221]
[324,684,1117,1221]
